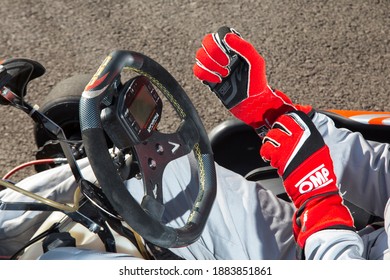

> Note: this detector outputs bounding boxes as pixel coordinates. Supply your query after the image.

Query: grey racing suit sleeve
[385,199,390,259]
[303,112,390,260]
[304,199,389,260]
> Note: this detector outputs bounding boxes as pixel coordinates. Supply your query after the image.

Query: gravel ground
[0,0,389,181]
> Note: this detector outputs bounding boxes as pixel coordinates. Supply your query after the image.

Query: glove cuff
[282,144,338,205]
[293,194,355,250]
[294,104,314,116]
[230,87,296,134]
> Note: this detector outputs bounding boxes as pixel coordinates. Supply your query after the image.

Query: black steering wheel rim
[79,50,216,248]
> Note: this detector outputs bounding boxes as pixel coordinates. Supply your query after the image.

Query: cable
[0,179,81,212]
[2,158,68,180]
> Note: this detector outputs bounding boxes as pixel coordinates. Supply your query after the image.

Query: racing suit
[0,111,389,260]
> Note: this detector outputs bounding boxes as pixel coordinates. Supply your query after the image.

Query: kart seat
[320,110,390,144]
[208,117,290,200]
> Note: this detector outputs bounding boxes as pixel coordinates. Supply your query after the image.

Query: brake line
[2,158,68,180]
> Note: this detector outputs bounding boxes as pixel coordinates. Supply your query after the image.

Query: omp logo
[295,164,333,194]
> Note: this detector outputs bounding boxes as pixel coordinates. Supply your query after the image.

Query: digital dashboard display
[126,85,156,129]
[102,76,162,148]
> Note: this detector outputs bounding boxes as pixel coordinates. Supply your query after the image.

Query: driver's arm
[260,111,364,259]
[194,28,365,259]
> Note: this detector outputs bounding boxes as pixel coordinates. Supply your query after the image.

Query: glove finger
[260,115,303,170]
[260,128,285,162]
[272,113,306,133]
[193,61,221,83]
[202,33,230,67]
[224,33,267,94]
[195,47,229,78]
[260,135,279,167]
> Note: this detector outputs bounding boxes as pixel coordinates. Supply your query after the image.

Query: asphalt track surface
[0,0,389,181]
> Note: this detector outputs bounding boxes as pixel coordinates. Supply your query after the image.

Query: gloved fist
[193,26,309,136]
[260,111,355,252]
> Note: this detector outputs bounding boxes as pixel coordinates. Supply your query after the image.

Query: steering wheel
[79,50,217,248]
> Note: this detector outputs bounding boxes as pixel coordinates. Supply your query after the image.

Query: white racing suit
[0,112,389,260]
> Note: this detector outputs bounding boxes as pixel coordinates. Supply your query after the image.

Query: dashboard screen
[127,85,156,129]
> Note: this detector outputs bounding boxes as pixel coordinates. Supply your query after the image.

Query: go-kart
[0,51,386,260]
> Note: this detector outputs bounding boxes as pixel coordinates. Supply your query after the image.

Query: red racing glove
[193,26,311,137]
[260,111,355,254]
